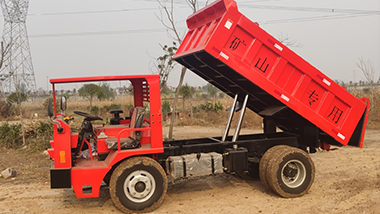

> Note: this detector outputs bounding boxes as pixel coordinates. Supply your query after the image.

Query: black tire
[259,145,290,189]
[103,171,111,186]
[109,156,168,213]
[266,147,315,198]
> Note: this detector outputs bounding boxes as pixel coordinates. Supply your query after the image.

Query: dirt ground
[0,126,379,214]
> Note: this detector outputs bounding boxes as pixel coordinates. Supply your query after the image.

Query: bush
[194,101,224,113]
[25,121,53,151]
[89,105,99,115]
[162,101,171,120]
[162,101,171,113]
[125,103,134,110]
[214,101,224,113]
[0,100,17,118]
[102,103,121,112]
[0,122,23,149]
[36,121,53,137]
[7,92,28,104]
[199,101,214,111]
[42,98,60,110]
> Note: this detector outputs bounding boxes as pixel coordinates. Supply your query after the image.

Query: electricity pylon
[0,0,36,94]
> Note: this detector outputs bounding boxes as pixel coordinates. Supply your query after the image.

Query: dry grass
[2,90,378,130]
[17,95,135,120]
[175,109,262,129]
[351,88,380,129]
[8,96,263,129]
[166,97,263,129]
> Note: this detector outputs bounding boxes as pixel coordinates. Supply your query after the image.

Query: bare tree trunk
[168,66,186,140]
[157,0,201,140]
[1,41,11,99]
[0,41,11,69]
[357,57,376,112]
[13,75,26,146]
[190,97,193,118]
[18,102,26,146]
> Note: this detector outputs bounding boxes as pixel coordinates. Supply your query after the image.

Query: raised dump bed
[173,0,370,147]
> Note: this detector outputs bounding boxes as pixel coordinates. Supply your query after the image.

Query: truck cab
[47,75,164,201]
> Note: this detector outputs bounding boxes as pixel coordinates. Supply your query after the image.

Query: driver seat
[106,107,145,150]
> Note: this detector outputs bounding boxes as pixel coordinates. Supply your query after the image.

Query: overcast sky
[1,0,379,91]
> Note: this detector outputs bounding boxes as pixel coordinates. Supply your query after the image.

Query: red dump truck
[48,0,370,213]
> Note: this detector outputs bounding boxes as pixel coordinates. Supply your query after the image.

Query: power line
[239,4,380,15]
[18,2,379,18]
[28,27,185,38]
[26,12,377,39]
[0,1,377,17]
[26,10,377,39]
[27,5,190,17]
[3,2,376,39]
[27,7,159,16]
[1,6,189,17]
[259,13,378,25]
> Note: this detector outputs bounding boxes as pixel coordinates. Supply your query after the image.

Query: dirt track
[0,127,379,214]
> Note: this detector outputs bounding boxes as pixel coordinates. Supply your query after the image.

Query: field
[0,126,379,214]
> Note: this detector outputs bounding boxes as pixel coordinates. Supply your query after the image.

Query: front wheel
[109,156,168,213]
[265,147,315,198]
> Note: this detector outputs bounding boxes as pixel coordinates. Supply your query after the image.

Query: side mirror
[61,96,67,112]
[48,98,54,117]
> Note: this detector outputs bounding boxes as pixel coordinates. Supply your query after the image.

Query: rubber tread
[109,156,168,213]
[266,147,315,198]
[259,145,290,189]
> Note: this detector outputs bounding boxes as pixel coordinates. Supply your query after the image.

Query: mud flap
[51,166,71,188]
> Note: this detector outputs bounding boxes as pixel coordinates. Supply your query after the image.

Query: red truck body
[173,0,370,148]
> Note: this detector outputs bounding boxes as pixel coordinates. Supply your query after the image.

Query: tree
[157,0,208,140]
[0,41,12,96]
[151,43,178,91]
[179,83,192,110]
[207,83,218,97]
[207,83,219,103]
[99,83,116,100]
[356,58,378,112]
[278,33,302,48]
[357,58,376,86]
[0,41,11,71]
[0,41,30,146]
[78,84,104,109]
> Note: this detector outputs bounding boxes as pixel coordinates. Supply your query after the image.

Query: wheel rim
[123,170,156,203]
[281,159,306,188]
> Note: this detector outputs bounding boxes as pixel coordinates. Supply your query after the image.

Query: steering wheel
[73,111,103,121]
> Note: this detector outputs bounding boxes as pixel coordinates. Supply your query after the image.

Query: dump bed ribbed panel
[173,0,369,147]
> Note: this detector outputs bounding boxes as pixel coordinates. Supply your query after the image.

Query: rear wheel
[109,156,168,213]
[259,145,290,189]
[266,147,315,198]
